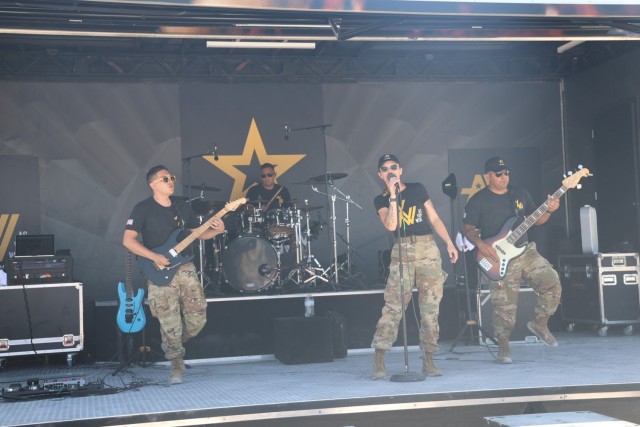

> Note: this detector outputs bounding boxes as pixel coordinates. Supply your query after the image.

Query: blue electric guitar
[476,167,590,281]
[138,198,246,286]
[117,250,146,333]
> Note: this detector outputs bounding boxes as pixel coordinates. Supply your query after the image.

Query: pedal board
[1,376,117,401]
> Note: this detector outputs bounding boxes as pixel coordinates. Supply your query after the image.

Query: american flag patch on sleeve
[126,219,134,226]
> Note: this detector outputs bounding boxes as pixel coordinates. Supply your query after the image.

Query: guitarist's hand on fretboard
[547,195,560,213]
[207,218,225,233]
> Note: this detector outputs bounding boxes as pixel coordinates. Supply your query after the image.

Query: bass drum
[222,235,278,292]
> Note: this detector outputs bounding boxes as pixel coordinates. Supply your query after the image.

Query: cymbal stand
[330,185,363,276]
[310,182,340,283]
[311,181,361,284]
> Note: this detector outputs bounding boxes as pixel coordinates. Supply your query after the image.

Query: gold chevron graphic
[203,118,306,200]
[0,213,20,260]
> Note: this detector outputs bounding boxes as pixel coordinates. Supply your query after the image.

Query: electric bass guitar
[476,167,590,281]
[138,198,246,286]
[117,250,146,333]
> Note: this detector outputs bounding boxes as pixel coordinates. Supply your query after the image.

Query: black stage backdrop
[0,155,40,262]
[0,81,562,300]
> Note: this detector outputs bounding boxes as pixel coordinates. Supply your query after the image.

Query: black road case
[558,253,640,336]
[0,282,83,365]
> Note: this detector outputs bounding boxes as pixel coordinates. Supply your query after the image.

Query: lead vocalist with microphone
[371,154,458,380]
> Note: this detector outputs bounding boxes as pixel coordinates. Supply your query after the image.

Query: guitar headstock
[562,166,591,190]
[225,198,247,212]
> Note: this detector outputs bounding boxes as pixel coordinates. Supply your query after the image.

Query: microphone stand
[390,186,425,382]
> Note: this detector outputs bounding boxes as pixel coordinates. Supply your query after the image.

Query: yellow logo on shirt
[399,200,417,226]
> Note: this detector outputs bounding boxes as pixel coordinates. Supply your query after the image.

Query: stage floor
[2,330,640,426]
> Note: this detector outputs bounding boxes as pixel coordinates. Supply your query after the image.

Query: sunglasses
[261,173,275,178]
[380,164,399,173]
[494,170,510,177]
[152,175,176,184]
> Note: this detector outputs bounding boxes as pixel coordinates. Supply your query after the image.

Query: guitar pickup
[479,258,492,271]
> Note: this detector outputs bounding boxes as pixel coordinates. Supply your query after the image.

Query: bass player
[462,156,562,364]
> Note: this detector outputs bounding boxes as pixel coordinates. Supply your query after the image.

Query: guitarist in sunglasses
[123,165,225,384]
[462,156,562,364]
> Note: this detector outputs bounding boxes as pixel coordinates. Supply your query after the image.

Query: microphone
[388,172,400,192]
[213,146,219,161]
[258,264,274,276]
[284,123,290,140]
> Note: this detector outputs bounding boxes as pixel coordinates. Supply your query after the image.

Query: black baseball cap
[378,154,400,170]
[484,156,509,173]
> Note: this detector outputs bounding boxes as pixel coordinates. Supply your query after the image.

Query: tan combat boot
[168,357,185,385]
[527,316,558,346]
[497,336,512,364]
[422,352,442,377]
[372,350,386,380]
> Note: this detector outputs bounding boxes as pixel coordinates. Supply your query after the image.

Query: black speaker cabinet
[273,316,334,365]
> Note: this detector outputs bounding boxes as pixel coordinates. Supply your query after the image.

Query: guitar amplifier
[7,256,74,285]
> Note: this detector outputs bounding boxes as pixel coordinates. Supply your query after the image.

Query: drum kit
[184,171,363,294]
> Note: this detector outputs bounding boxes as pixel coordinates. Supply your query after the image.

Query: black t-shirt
[374,182,433,237]
[246,184,291,210]
[463,186,536,242]
[125,196,199,250]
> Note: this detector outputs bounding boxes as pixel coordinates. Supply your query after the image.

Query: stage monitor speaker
[273,316,334,365]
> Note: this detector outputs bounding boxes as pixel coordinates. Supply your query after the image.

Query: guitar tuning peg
[563,174,567,178]
[567,171,573,176]
[577,184,582,190]
[578,164,583,169]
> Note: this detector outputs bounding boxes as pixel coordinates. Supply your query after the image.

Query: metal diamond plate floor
[1,331,640,426]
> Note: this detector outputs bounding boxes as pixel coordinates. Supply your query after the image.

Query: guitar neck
[125,249,133,299]
[172,208,229,254]
[508,186,566,243]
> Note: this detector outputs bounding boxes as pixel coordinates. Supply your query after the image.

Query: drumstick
[263,186,284,211]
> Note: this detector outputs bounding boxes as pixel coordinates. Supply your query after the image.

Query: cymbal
[191,200,227,215]
[304,172,348,185]
[299,205,323,212]
[171,195,190,201]
[184,184,221,192]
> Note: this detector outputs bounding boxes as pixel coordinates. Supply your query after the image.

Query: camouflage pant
[371,235,447,353]
[147,262,207,360]
[487,242,561,339]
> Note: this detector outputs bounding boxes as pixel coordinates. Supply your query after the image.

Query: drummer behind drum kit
[186,171,364,294]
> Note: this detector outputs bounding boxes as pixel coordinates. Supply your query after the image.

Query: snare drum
[266,208,295,241]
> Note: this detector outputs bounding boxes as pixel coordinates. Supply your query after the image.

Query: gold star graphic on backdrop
[203,118,306,199]
[461,174,488,200]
